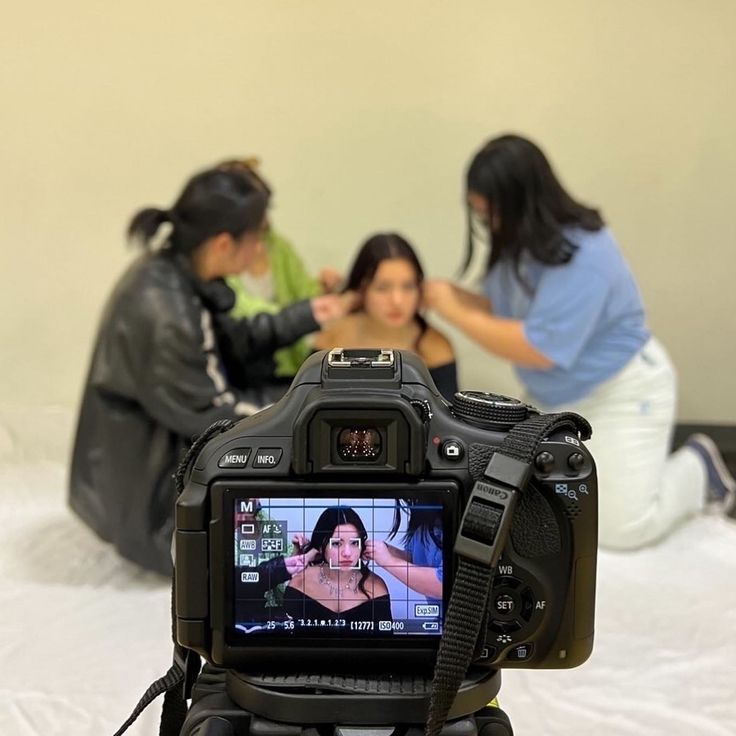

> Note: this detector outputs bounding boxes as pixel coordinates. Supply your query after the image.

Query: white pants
[537,338,707,550]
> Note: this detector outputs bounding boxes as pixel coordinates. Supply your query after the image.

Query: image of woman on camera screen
[364,499,442,604]
[313,233,458,401]
[285,506,393,626]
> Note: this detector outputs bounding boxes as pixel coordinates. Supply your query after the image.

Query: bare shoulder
[313,313,360,351]
[311,325,334,351]
[418,326,455,368]
[287,565,310,593]
[313,317,348,351]
[368,572,389,597]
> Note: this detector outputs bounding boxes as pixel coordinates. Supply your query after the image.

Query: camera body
[175,349,597,676]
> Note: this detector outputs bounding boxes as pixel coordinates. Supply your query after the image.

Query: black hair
[126,165,270,255]
[344,232,428,342]
[215,158,272,197]
[388,498,442,551]
[305,506,371,598]
[463,134,604,289]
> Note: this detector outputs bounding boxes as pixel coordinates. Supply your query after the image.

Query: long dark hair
[388,498,442,551]
[305,506,371,598]
[463,134,604,288]
[126,164,270,255]
[344,232,428,342]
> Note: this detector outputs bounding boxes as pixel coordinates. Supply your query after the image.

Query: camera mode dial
[452,391,531,430]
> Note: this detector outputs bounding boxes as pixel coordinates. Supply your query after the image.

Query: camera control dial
[452,391,533,430]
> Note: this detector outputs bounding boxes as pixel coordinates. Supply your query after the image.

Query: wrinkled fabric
[2,448,736,736]
[68,251,318,575]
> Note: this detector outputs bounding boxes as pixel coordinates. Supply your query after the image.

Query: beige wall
[1,0,735,436]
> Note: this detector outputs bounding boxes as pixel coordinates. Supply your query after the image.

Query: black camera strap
[113,419,235,736]
[112,579,200,736]
[425,411,591,736]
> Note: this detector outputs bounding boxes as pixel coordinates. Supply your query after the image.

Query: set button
[489,575,537,635]
[494,593,516,617]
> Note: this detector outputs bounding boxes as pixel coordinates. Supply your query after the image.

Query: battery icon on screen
[422,622,440,631]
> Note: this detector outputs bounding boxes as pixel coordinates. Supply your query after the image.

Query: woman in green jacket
[220,159,341,389]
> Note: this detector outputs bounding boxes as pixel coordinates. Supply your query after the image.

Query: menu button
[218,448,251,468]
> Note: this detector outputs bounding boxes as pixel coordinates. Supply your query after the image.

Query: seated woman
[285,506,392,626]
[313,233,458,400]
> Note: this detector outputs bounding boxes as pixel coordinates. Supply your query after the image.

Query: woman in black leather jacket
[69,164,352,575]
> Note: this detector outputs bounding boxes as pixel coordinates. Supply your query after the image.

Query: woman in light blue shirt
[424,134,735,548]
[364,499,443,605]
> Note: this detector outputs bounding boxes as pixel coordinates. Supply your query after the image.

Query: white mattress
[2,457,735,735]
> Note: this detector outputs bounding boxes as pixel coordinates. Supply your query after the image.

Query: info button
[218,448,251,468]
[252,448,283,469]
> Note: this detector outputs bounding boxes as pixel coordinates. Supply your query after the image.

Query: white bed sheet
[2,458,735,736]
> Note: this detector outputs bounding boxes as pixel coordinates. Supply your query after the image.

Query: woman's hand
[291,533,310,554]
[319,267,344,294]
[310,291,359,324]
[364,540,400,568]
[283,546,318,577]
[422,279,461,318]
[423,282,553,368]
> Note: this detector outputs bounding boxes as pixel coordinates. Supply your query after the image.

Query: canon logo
[475,481,510,501]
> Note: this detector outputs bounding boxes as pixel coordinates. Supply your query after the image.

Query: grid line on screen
[233,496,444,638]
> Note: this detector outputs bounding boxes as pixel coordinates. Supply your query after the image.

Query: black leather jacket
[69,251,319,575]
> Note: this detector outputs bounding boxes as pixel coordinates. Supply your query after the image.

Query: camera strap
[112,579,201,736]
[425,411,591,736]
[113,419,235,736]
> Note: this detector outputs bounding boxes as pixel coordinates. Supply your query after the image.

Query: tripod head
[180,667,512,736]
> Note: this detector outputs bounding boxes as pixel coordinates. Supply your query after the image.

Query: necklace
[318,564,359,596]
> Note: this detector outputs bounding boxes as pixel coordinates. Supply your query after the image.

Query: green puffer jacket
[227,230,321,378]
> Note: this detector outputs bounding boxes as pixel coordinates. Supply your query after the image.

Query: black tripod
[179,668,513,736]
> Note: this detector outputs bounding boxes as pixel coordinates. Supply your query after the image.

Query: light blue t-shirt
[406,528,443,608]
[483,227,649,407]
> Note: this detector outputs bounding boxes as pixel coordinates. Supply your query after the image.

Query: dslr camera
[173,348,597,734]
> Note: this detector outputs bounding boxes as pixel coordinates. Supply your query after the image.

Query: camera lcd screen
[231,494,447,640]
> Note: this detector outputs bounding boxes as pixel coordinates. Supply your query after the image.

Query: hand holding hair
[422,279,461,317]
[318,267,344,294]
[284,548,319,577]
[310,291,359,325]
